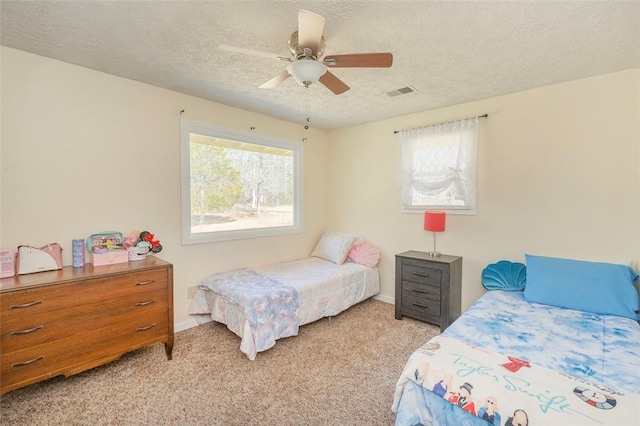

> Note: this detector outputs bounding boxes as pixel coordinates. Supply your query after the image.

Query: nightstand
[395,250,462,332]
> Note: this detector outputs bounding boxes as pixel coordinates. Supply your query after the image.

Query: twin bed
[392,255,640,425]
[189,232,380,360]
[189,233,640,424]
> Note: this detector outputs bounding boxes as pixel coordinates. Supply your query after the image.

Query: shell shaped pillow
[482,260,526,291]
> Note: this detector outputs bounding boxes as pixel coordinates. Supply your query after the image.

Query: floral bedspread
[393,335,640,425]
[195,268,299,353]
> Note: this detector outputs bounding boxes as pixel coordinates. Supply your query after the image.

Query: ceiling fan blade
[259,70,291,89]
[324,53,393,68]
[298,10,325,56]
[319,71,350,95]
[218,44,290,62]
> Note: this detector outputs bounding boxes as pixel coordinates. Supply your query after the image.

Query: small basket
[128,247,148,261]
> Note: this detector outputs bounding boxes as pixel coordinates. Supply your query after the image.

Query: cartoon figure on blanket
[477,396,501,426]
[447,382,477,415]
[413,362,452,398]
[504,409,529,426]
[412,359,523,424]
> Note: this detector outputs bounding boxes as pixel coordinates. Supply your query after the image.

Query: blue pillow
[524,254,640,320]
[482,260,527,291]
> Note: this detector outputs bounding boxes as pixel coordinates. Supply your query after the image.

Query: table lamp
[424,211,446,257]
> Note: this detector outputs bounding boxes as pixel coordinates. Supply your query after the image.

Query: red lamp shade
[424,211,446,232]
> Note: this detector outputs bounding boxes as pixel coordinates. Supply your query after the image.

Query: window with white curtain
[398,117,478,214]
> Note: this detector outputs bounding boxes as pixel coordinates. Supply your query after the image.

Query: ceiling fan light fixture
[287,59,327,86]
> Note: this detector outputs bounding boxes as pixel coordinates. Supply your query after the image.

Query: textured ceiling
[1,1,639,130]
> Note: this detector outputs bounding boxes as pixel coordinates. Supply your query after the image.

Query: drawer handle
[134,299,156,307]
[412,302,429,308]
[10,300,43,309]
[135,323,157,332]
[412,288,428,294]
[412,272,429,277]
[135,279,156,286]
[12,355,44,368]
[11,325,44,336]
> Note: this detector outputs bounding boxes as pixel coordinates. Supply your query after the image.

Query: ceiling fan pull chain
[305,85,311,129]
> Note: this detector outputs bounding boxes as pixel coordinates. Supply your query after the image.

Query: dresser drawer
[1,312,168,389]
[0,258,174,395]
[1,343,63,389]
[1,288,167,353]
[0,269,167,329]
[401,261,442,287]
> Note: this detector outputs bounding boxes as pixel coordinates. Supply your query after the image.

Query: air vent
[386,85,418,97]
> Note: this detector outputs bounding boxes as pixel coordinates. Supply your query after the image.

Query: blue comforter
[393,290,640,425]
[444,291,640,395]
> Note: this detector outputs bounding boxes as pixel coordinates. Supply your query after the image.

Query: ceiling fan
[219,9,393,95]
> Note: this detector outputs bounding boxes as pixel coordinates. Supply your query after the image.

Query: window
[398,117,478,214]
[181,120,303,244]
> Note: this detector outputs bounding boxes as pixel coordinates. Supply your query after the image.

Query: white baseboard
[374,294,394,304]
[175,317,212,333]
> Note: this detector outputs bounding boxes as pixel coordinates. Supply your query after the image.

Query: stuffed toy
[124,231,162,254]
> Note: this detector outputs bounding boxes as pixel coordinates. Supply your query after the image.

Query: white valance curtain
[398,117,478,209]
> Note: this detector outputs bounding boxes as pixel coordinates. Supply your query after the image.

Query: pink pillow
[348,242,380,267]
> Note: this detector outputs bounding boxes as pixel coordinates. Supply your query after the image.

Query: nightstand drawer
[401,281,440,301]
[401,262,442,287]
[401,296,440,322]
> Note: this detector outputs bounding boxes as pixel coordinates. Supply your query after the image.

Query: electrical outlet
[187,286,196,299]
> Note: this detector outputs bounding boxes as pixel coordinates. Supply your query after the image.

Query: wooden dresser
[395,250,462,332]
[0,257,173,395]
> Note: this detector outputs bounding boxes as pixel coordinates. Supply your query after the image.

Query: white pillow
[311,231,357,264]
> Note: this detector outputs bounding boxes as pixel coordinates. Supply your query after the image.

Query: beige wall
[2,46,638,328]
[327,69,640,310]
[0,47,329,329]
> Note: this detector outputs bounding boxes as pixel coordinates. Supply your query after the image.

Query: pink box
[0,248,15,278]
[91,250,129,266]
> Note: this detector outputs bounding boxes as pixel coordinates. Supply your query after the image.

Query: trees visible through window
[181,120,303,244]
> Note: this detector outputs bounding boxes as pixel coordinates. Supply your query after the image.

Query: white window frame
[398,117,479,215]
[180,119,304,245]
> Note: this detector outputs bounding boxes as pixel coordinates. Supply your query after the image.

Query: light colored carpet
[0,299,439,425]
